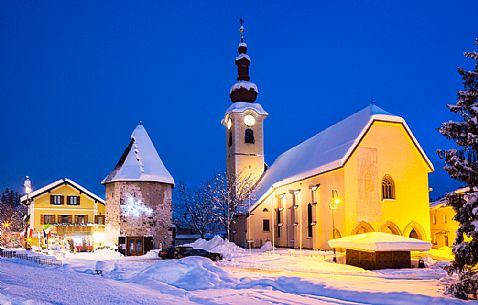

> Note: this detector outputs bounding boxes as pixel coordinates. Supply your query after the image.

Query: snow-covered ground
[0,238,472,305]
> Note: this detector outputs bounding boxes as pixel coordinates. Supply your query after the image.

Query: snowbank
[143,249,160,258]
[260,241,274,251]
[184,236,245,258]
[92,248,124,259]
[125,256,235,290]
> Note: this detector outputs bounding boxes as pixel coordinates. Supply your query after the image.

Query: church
[224,22,434,250]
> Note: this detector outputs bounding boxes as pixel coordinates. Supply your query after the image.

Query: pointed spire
[229,18,258,103]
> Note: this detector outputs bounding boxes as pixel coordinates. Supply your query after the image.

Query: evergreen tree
[437,38,478,300]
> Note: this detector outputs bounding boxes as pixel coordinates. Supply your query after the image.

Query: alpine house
[102,123,174,256]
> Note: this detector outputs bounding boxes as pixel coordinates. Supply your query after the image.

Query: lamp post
[329,190,341,263]
[23,176,32,249]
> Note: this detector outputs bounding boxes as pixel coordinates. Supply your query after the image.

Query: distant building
[224,23,434,249]
[429,187,467,249]
[20,178,105,251]
[102,123,174,256]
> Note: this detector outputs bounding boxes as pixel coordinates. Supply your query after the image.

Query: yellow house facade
[234,105,434,249]
[429,187,467,249]
[21,178,105,251]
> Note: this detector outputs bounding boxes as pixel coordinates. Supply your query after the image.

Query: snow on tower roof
[250,104,434,210]
[328,232,431,251]
[102,124,174,185]
[229,81,259,95]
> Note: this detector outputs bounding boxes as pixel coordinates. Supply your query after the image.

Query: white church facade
[224,23,434,249]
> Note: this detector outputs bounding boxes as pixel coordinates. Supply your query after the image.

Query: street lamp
[329,190,341,263]
[23,176,32,249]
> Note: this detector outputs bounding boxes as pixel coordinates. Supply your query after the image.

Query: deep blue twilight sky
[1,1,477,200]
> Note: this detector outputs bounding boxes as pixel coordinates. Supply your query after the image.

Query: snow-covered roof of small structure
[229,81,258,94]
[328,232,431,251]
[250,105,434,210]
[102,124,174,185]
[20,178,105,204]
[238,42,247,48]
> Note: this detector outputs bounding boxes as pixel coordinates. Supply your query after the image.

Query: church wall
[344,121,432,240]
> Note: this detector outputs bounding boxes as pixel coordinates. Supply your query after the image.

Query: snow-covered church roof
[251,104,433,208]
[102,124,174,185]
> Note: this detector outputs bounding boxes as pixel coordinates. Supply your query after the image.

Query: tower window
[381,175,395,200]
[228,130,233,147]
[245,128,254,144]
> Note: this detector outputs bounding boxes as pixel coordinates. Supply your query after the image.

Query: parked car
[159,246,193,259]
[189,249,222,261]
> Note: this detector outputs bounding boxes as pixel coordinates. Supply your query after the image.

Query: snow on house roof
[430,186,473,208]
[328,232,431,251]
[20,178,105,204]
[102,124,174,185]
[250,105,434,210]
[229,81,258,94]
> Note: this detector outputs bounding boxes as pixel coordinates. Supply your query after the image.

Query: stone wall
[105,181,173,249]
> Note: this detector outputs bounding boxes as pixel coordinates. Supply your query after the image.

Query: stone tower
[223,19,268,185]
[102,123,174,255]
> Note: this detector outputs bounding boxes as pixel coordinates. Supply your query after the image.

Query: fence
[0,249,62,267]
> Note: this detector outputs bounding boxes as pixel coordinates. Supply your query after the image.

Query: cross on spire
[239,17,244,43]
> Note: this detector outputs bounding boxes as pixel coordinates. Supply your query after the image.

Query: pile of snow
[92,248,124,259]
[260,241,274,251]
[125,256,234,290]
[143,249,160,258]
[184,236,245,258]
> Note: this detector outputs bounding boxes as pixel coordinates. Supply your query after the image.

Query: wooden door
[126,237,144,256]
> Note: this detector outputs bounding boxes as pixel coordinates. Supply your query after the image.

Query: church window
[307,203,313,238]
[228,130,232,147]
[262,219,270,232]
[443,214,447,224]
[245,128,254,144]
[381,175,395,200]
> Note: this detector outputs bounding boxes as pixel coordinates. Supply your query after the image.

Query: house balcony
[53,224,104,234]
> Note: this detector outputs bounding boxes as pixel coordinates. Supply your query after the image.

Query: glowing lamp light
[93,232,105,242]
[2,221,10,229]
[24,176,32,195]
[227,118,232,130]
[244,114,255,126]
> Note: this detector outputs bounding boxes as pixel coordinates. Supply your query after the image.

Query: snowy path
[0,259,193,305]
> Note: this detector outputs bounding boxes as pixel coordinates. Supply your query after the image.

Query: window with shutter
[40,214,44,224]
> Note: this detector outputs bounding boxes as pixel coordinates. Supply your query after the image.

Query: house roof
[328,232,431,251]
[430,186,472,208]
[250,104,434,210]
[102,124,174,185]
[20,178,105,204]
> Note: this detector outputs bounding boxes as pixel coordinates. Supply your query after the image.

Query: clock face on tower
[244,114,255,126]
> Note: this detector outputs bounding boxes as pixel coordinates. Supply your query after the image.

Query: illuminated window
[42,215,55,224]
[67,195,80,205]
[432,214,436,224]
[381,175,395,199]
[76,215,87,224]
[95,215,105,225]
[245,128,254,144]
[59,215,71,224]
[50,195,63,205]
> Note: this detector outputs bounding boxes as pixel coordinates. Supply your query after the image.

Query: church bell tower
[222,19,268,186]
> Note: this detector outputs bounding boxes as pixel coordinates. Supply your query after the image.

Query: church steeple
[229,18,258,103]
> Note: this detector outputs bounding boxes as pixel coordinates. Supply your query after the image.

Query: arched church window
[228,130,233,147]
[381,175,395,200]
[307,203,313,238]
[245,128,255,144]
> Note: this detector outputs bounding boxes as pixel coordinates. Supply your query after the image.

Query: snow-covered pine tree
[437,38,478,300]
